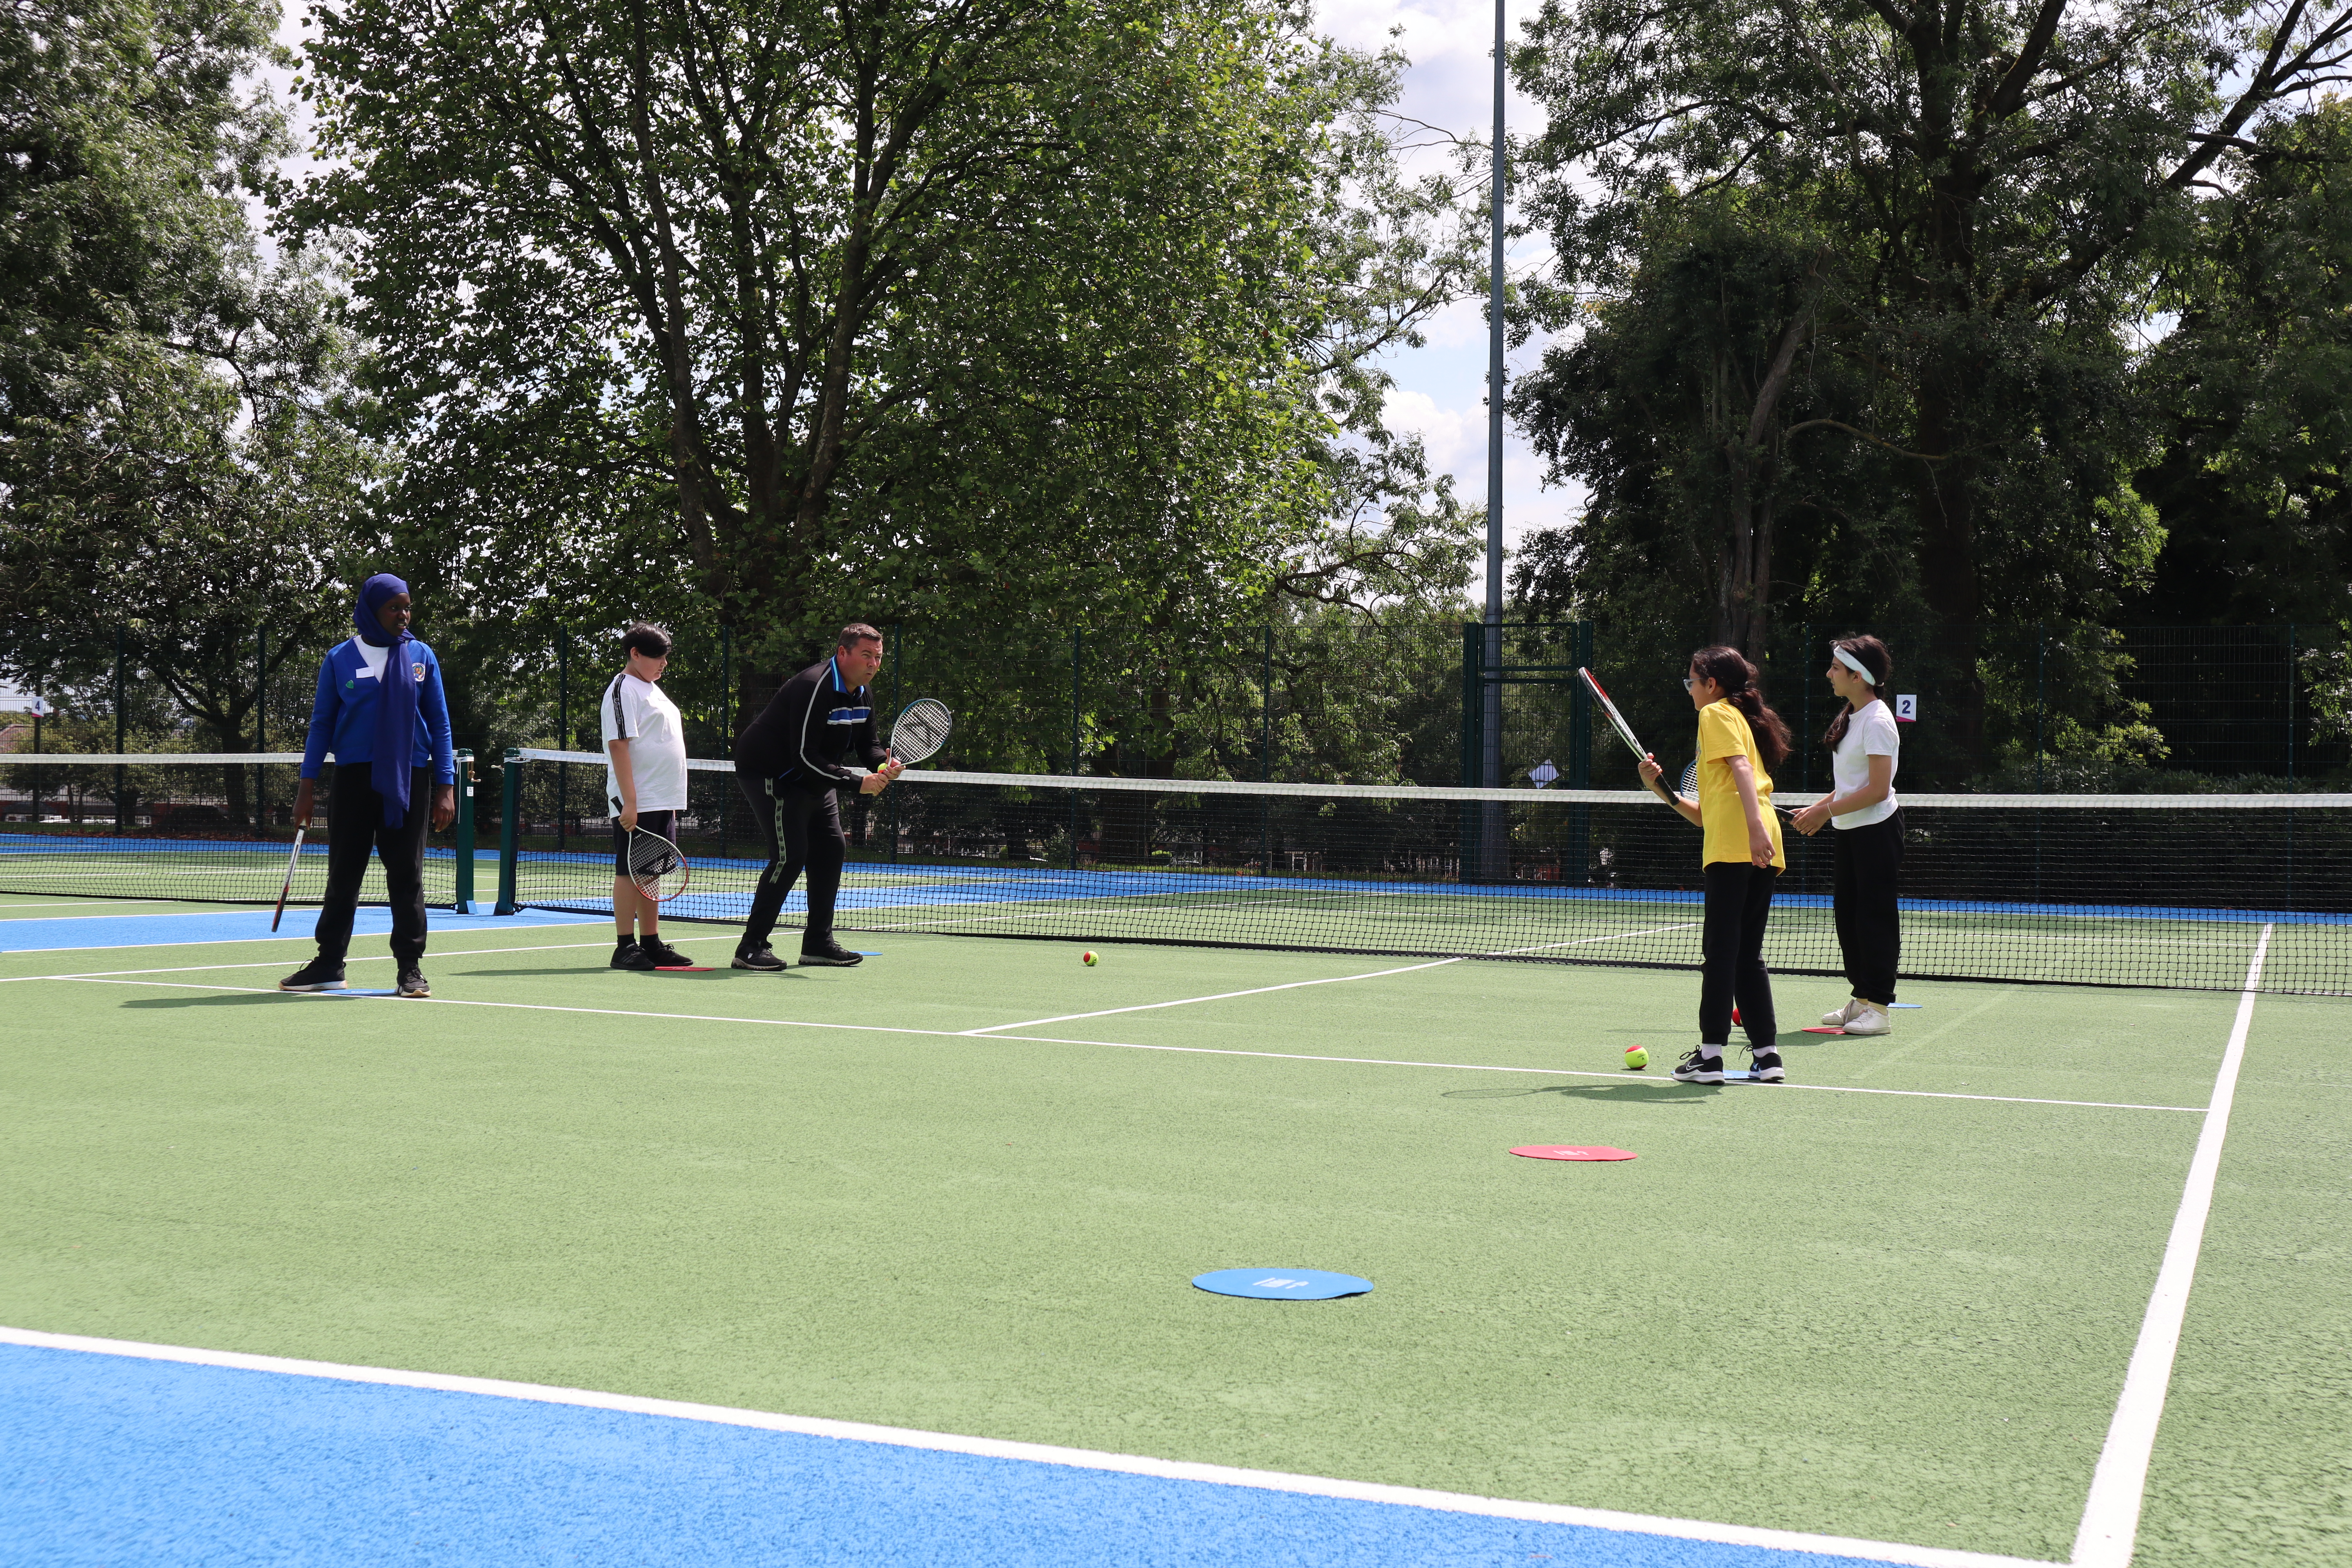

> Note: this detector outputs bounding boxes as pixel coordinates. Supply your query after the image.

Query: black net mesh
[492,753,2352,996]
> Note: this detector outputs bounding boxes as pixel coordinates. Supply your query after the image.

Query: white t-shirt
[1830,699,1899,829]
[601,671,688,813]
[353,638,390,679]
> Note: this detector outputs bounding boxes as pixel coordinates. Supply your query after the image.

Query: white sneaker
[1821,997,1864,1027]
[1842,1004,1891,1036]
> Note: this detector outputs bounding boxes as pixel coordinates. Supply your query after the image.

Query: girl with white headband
[1790,635,1900,1034]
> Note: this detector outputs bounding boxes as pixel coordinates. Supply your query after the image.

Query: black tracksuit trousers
[737,773,846,951]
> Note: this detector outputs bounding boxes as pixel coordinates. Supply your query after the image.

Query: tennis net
[0,753,476,910]
[493,750,2352,996]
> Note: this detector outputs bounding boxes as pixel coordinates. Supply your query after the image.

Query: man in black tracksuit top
[731,622,901,969]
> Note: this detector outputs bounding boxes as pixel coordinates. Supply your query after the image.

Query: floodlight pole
[1481,0,1508,873]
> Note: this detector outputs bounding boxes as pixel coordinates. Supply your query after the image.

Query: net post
[453,750,477,911]
[495,747,522,915]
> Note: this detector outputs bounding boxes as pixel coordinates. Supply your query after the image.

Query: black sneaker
[1671,1047,1725,1084]
[731,945,788,973]
[1748,1049,1786,1083]
[640,937,693,969]
[797,935,863,968]
[279,959,346,992]
[611,938,656,971]
[396,967,431,998]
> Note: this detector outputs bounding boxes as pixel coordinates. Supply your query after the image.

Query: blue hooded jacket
[300,583,456,802]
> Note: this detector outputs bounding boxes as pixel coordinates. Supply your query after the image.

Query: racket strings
[628,831,688,900]
[891,698,952,764]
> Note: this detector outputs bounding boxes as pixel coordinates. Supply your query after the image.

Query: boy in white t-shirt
[602,623,691,970]
[1789,636,1901,1034]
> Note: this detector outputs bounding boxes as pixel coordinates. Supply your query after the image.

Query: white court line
[960,957,1468,1034]
[960,921,1705,1035]
[2071,924,2272,1568]
[47,977,2203,1114]
[0,934,735,983]
[0,1324,2052,1568]
[0,916,606,955]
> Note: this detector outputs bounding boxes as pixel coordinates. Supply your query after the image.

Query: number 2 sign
[1894,694,1918,722]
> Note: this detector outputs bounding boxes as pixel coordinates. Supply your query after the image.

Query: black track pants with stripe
[736,772,846,951]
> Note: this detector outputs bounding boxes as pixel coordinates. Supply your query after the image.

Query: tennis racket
[1578,668,1677,805]
[269,828,305,931]
[626,826,690,902]
[1681,757,1802,817]
[888,699,953,766]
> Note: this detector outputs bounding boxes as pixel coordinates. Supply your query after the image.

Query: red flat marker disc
[1802,1025,1846,1034]
[1511,1145,1637,1162]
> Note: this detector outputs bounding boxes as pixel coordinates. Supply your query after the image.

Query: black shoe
[798,935,863,967]
[731,945,788,973]
[279,959,346,992]
[612,938,657,971]
[640,937,692,969]
[1671,1047,1725,1084]
[396,967,431,998]
[1748,1049,1785,1083]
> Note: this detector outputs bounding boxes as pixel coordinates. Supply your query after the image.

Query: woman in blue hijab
[279,575,457,996]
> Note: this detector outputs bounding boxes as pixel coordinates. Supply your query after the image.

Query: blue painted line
[0,1343,1912,1568]
[0,907,602,953]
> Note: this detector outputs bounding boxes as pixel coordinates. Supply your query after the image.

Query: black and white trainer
[611,937,656,971]
[1671,1047,1726,1084]
[731,945,788,973]
[640,937,693,969]
[396,967,431,998]
[798,935,864,968]
[278,958,346,992]
[1748,1049,1786,1083]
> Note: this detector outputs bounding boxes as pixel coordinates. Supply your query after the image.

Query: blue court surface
[0,1338,1949,1568]
[0,907,602,953]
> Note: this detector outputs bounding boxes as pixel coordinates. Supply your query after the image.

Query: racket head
[1679,761,1698,797]
[889,698,953,766]
[1577,668,1649,762]
[627,828,690,902]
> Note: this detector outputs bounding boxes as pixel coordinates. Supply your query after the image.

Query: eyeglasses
[1681,677,1697,691]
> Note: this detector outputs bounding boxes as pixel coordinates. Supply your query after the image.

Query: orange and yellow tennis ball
[1624,1046,1650,1070]
[1082,950,1099,966]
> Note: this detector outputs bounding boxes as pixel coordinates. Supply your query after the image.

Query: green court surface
[2,920,2346,1564]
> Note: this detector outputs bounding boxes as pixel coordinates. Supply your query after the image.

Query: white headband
[1833,646,1878,685]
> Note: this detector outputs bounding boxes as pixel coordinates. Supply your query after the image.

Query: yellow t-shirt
[1696,700,1786,870]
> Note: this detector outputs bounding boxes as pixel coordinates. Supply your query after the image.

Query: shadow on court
[1442,1081,1719,1104]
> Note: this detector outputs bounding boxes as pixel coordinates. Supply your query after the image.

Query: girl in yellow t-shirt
[1637,646,1792,1085]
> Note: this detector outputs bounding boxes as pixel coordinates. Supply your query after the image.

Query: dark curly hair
[1691,645,1791,775]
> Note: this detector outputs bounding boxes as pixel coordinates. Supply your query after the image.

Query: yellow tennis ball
[1624,1046,1650,1071]
[1082,950,1099,966]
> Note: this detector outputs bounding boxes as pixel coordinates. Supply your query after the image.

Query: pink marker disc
[1801,1025,1846,1034]
[1510,1145,1637,1161]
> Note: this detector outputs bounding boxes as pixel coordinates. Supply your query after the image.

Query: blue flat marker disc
[318,988,401,997]
[1891,1002,1923,1009]
[1192,1269,1372,1301]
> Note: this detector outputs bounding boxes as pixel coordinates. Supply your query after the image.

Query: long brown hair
[1823,635,1892,750]
[1691,645,1791,774]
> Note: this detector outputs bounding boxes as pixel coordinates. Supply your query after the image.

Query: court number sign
[1894,694,1918,722]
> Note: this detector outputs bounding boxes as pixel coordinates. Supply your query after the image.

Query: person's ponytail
[1823,635,1892,750]
[1692,645,1792,775]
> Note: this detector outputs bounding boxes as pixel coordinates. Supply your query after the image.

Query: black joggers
[1699,861,1778,1050]
[737,773,846,951]
[1832,810,1904,1005]
[314,765,433,966]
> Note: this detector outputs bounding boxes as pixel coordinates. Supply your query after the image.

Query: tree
[1,0,385,817]
[1523,0,2339,632]
[293,0,1475,680]
[2132,102,2352,626]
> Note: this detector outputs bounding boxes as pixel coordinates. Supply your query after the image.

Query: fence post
[556,628,569,851]
[453,749,476,911]
[720,623,733,861]
[496,747,522,914]
[114,624,127,830]
[254,626,267,829]
[1460,623,1482,787]
[2035,622,2047,793]
[2287,623,2298,781]
[1069,628,1083,869]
